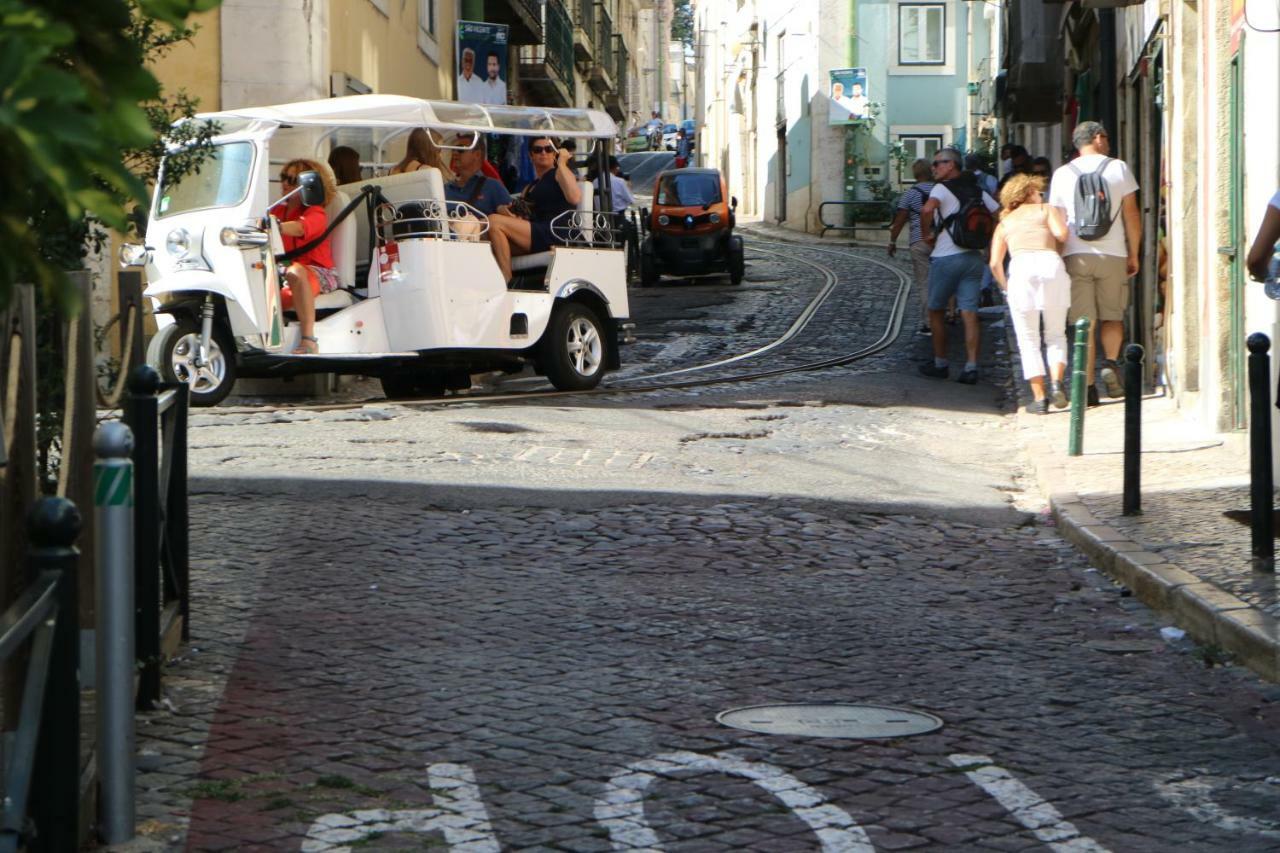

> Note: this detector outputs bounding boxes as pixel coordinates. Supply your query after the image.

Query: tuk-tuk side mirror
[731,196,738,210]
[298,171,326,207]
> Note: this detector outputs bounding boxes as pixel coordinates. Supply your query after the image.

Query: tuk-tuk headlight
[119,243,151,269]
[658,214,670,226]
[709,213,721,224]
[165,228,192,259]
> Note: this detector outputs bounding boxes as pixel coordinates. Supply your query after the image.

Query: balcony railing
[594,1,614,76]
[545,0,574,84]
[517,0,574,105]
[613,34,628,103]
[574,0,596,59]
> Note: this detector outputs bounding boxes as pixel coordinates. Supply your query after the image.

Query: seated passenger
[271,159,338,354]
[445,132,512,217]
[328,145,362,185]
[391,128,453,179]
[486,135,581,283]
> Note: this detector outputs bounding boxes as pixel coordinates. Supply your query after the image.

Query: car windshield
[656,173,721,206]
[156,141,255,219]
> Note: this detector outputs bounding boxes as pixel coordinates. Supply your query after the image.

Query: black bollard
[1122,344,1144,516]
[1247,333,1275,572]
[124,364,164,706]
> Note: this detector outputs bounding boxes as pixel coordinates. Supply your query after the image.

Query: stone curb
[1004,325,1280,683]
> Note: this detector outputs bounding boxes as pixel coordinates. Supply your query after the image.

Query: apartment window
[419,0,436,37]
[418,0,440,63]
[898,3,945,66]
[896,134,943,182]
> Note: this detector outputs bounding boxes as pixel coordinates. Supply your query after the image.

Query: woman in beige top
[390,128,453,181]
[989,173,1071,414]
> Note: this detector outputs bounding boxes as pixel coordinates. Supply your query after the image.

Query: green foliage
[0,0,220,309]
[670,0,694,50]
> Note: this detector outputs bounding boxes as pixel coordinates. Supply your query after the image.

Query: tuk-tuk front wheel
[639,250,658,288]
[152,318,238,407]
[541,302,606,391]
[728,236,745,286]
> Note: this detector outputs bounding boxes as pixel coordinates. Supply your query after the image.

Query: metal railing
[545,0,574,84]
[594,2,614,76]
[0,497,82,852]
[574,0,595,46]
[614,34,628,99]
[123,365,189,709]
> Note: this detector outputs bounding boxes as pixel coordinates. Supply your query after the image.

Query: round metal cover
[716,703,943,739]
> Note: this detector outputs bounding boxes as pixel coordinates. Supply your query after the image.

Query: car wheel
[152,318,238,407]
[729,242,745,286]
[380,371,446,400]
[540,302,606,392]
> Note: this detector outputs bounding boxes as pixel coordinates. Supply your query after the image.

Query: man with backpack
[918,148,1000,384]
[1048,121,1141,406]
[888,158,936,336]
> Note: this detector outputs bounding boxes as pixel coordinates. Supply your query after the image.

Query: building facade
[692,0,997,232]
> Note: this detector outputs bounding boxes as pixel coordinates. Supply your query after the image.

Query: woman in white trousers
[989,173,1072,415]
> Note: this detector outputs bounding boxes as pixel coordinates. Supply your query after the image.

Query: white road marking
[594,750,874,852]
[514,445,655,468]
[949,754,1110,852]
[1154,773,1280,839]
[301,763,499,852]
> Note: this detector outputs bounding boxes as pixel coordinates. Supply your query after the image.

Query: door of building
[776,126,787,223]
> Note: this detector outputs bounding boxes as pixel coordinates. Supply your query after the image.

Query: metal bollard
[124,363,163,708]
[27,496,82,853]
[94,421,136,844]
[1068,317,1091,456]
[1122,344,1144,516]
[1247,333,1275,572]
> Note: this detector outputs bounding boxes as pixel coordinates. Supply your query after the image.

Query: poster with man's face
[828,68,870,125]
[456,21,509,106]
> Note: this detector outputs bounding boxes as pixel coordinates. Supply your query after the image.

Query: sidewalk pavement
[741,220,1278,682]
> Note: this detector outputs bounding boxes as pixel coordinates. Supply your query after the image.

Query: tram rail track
[181,239,913,416]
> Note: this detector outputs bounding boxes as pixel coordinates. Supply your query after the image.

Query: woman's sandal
[293,335,319,355]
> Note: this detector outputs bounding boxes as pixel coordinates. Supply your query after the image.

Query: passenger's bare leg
[488,215,535,282]
[286,264,317,352]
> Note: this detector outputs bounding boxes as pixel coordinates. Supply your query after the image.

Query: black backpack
[940,178,995,250]
[1069,157,1115,241]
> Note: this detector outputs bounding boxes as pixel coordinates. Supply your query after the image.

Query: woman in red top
[272,158,338,354]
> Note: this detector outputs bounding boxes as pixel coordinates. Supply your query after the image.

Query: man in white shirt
[1048,121,1140,404]
[480,52,507,105]
[829,82,853,122]
[456,48,485,102]
[917,147,1000,384]
[846,82,869,119]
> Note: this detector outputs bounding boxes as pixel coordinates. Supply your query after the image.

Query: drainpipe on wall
[838,0,859,230]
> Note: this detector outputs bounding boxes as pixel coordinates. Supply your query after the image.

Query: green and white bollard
[94,420,136,844]
[1068,317,1091,457]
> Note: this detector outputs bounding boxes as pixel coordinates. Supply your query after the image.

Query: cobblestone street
[128,243,1280,851]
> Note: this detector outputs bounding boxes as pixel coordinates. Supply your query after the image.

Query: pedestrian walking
[887,158,936,336]
[675,128,693,168]
[1048,120,1141,406]
[989,173,1072,414]
[918,147,1000,384]
[1246,188,1280,284]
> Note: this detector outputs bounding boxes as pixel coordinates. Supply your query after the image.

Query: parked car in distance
[639,168,744,287]
[624,125,651,153]
[662,123,679,151]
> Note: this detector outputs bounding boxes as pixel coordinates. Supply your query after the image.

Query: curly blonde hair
[998,172,1046,212]
[281,158,337,206]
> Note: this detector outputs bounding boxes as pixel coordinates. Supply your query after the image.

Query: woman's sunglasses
[279,172,298,184]
[529,145,556,154]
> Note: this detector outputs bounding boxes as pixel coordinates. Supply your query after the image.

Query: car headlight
[709,213,721,224]
[658,214,670,226]
[119,243,151,268]
[165,228,192,259]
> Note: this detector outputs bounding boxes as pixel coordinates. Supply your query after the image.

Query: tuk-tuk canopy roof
[194,95,618,139]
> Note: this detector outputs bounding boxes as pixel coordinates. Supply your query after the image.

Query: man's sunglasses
[529,145,557,154]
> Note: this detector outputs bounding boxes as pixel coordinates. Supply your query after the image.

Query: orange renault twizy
[638,168,744,287]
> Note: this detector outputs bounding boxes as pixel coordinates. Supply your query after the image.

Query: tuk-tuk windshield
[156,141,255,219]
[656,173,721,207]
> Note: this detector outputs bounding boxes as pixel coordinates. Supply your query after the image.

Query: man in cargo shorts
[1048,121,1141,406]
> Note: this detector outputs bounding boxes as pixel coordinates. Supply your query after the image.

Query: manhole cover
[716,703,943,739]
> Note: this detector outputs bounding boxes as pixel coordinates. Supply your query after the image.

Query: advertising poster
[828,68,870,125]
[456,21,509,105]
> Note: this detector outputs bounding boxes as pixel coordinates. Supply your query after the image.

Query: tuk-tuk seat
[510,181,594,276]
[339,167,446,272]
[313,189,358,311]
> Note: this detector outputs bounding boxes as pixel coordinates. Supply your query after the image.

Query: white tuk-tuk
[123,95,632,405]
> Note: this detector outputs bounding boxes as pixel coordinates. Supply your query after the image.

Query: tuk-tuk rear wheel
[540,302,606,392]
[154,318,238,407]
